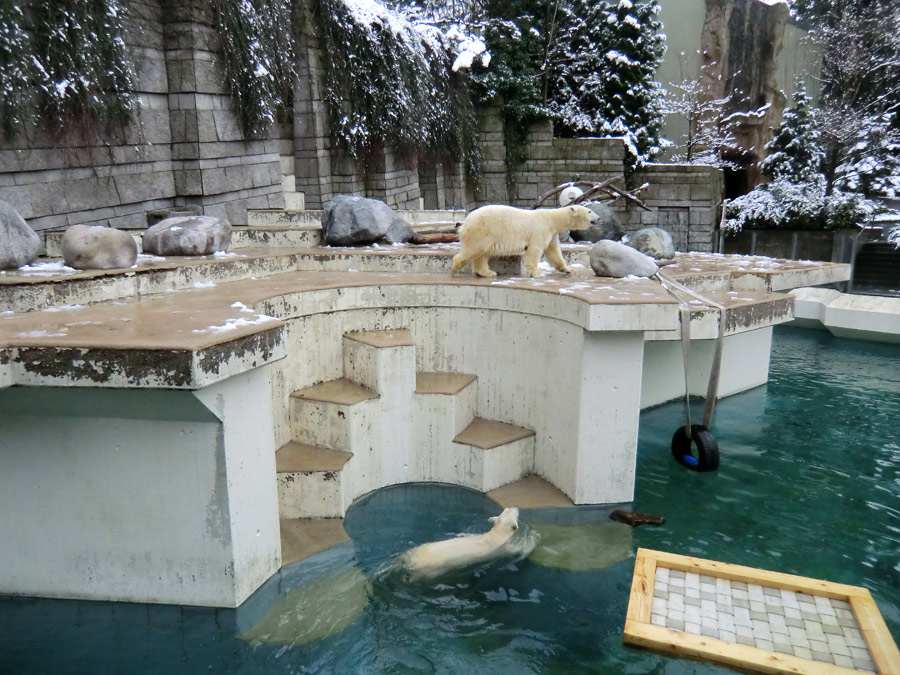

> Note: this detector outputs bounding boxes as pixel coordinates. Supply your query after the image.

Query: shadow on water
[1,326,897,674]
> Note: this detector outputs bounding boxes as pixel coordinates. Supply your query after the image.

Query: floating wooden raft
[624,548,900,675]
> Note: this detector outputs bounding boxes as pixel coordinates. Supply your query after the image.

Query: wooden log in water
[610,509,666,527]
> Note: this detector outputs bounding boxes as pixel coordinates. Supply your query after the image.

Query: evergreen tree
[548,0,604,135]
[593,0,667,169]
[759,84,823,183]
[836,112,900,199]
[472,0,565,176]
[550,0,667,171]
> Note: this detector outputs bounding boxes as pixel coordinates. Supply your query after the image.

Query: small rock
[142,216,231,256]
[628,227,675,259]
[590,240,659,278]
[571,203,624,243]
[322,195,413,246]
[0,200,42,269]
[62,225,138,270]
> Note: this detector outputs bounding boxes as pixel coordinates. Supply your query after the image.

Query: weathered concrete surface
[0,247,850,314]
[0,365,281,607]
[642,327,774,408]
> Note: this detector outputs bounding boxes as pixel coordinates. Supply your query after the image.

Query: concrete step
[398,209,467,225]
[279,517,349,567]
[412,372,478,482]
[231,226,321,249]
[289,378,377,449]
[487,474,574,508]
[342,328,416,394]
[276,442,352,519]
[415,372,478,440]
[451,417,536,492]
[248,208,464,228]
[247,209,321,227]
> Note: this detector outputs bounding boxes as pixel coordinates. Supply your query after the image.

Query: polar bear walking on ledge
[451,204,600,278]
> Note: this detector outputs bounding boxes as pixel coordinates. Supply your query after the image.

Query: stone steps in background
[277,327,538,520]
[41,209,464,257]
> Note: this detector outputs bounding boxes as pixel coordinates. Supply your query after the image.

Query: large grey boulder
[571,203,624,243]
[142,215,231,256]
[0,200,42,269]
[590,240,659,278]
[322,194,413,246]
[628,227,675,259]
[62,225,138,270]
[146,205,203,227]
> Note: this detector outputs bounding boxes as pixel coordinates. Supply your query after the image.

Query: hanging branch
[530,177,650,210]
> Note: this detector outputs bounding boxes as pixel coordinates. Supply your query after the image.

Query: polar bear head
[565,204,601,231]
[488,506,520,535]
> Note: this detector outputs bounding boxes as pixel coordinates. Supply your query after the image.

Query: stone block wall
[0,0,284,232]
[0,0,721,235]
[474,113,724,252]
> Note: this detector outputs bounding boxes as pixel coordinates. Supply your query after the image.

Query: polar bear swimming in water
[450,204,600,278]
[399,507,539,581]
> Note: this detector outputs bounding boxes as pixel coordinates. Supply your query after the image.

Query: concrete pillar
[292,0,335,209]
[163,0,284,224]
[534,330,645,505]
[0,366,281,608]
[365,145,421,209]
[573,330,645,504]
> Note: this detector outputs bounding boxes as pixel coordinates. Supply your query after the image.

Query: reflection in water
[1,327,897,674]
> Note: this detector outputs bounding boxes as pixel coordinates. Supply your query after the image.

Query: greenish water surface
[1,327,897,673]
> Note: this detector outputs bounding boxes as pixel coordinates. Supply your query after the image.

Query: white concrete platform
[790,287,900,344]
[0,242,850,608]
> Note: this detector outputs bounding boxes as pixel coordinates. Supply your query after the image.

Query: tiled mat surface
[650,567,877,673]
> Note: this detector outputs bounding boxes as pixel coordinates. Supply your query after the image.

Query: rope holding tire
[671,424,719,472]
[655,271,726,473]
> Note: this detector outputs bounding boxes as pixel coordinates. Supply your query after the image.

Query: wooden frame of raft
[623,548,900,674]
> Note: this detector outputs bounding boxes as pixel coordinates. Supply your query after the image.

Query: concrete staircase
[275,328,534,519]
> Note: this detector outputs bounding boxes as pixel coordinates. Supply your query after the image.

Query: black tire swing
[671,423,719,472]
[655,275,726,472]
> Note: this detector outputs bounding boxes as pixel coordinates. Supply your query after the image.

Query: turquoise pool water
[1,327,898,674]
